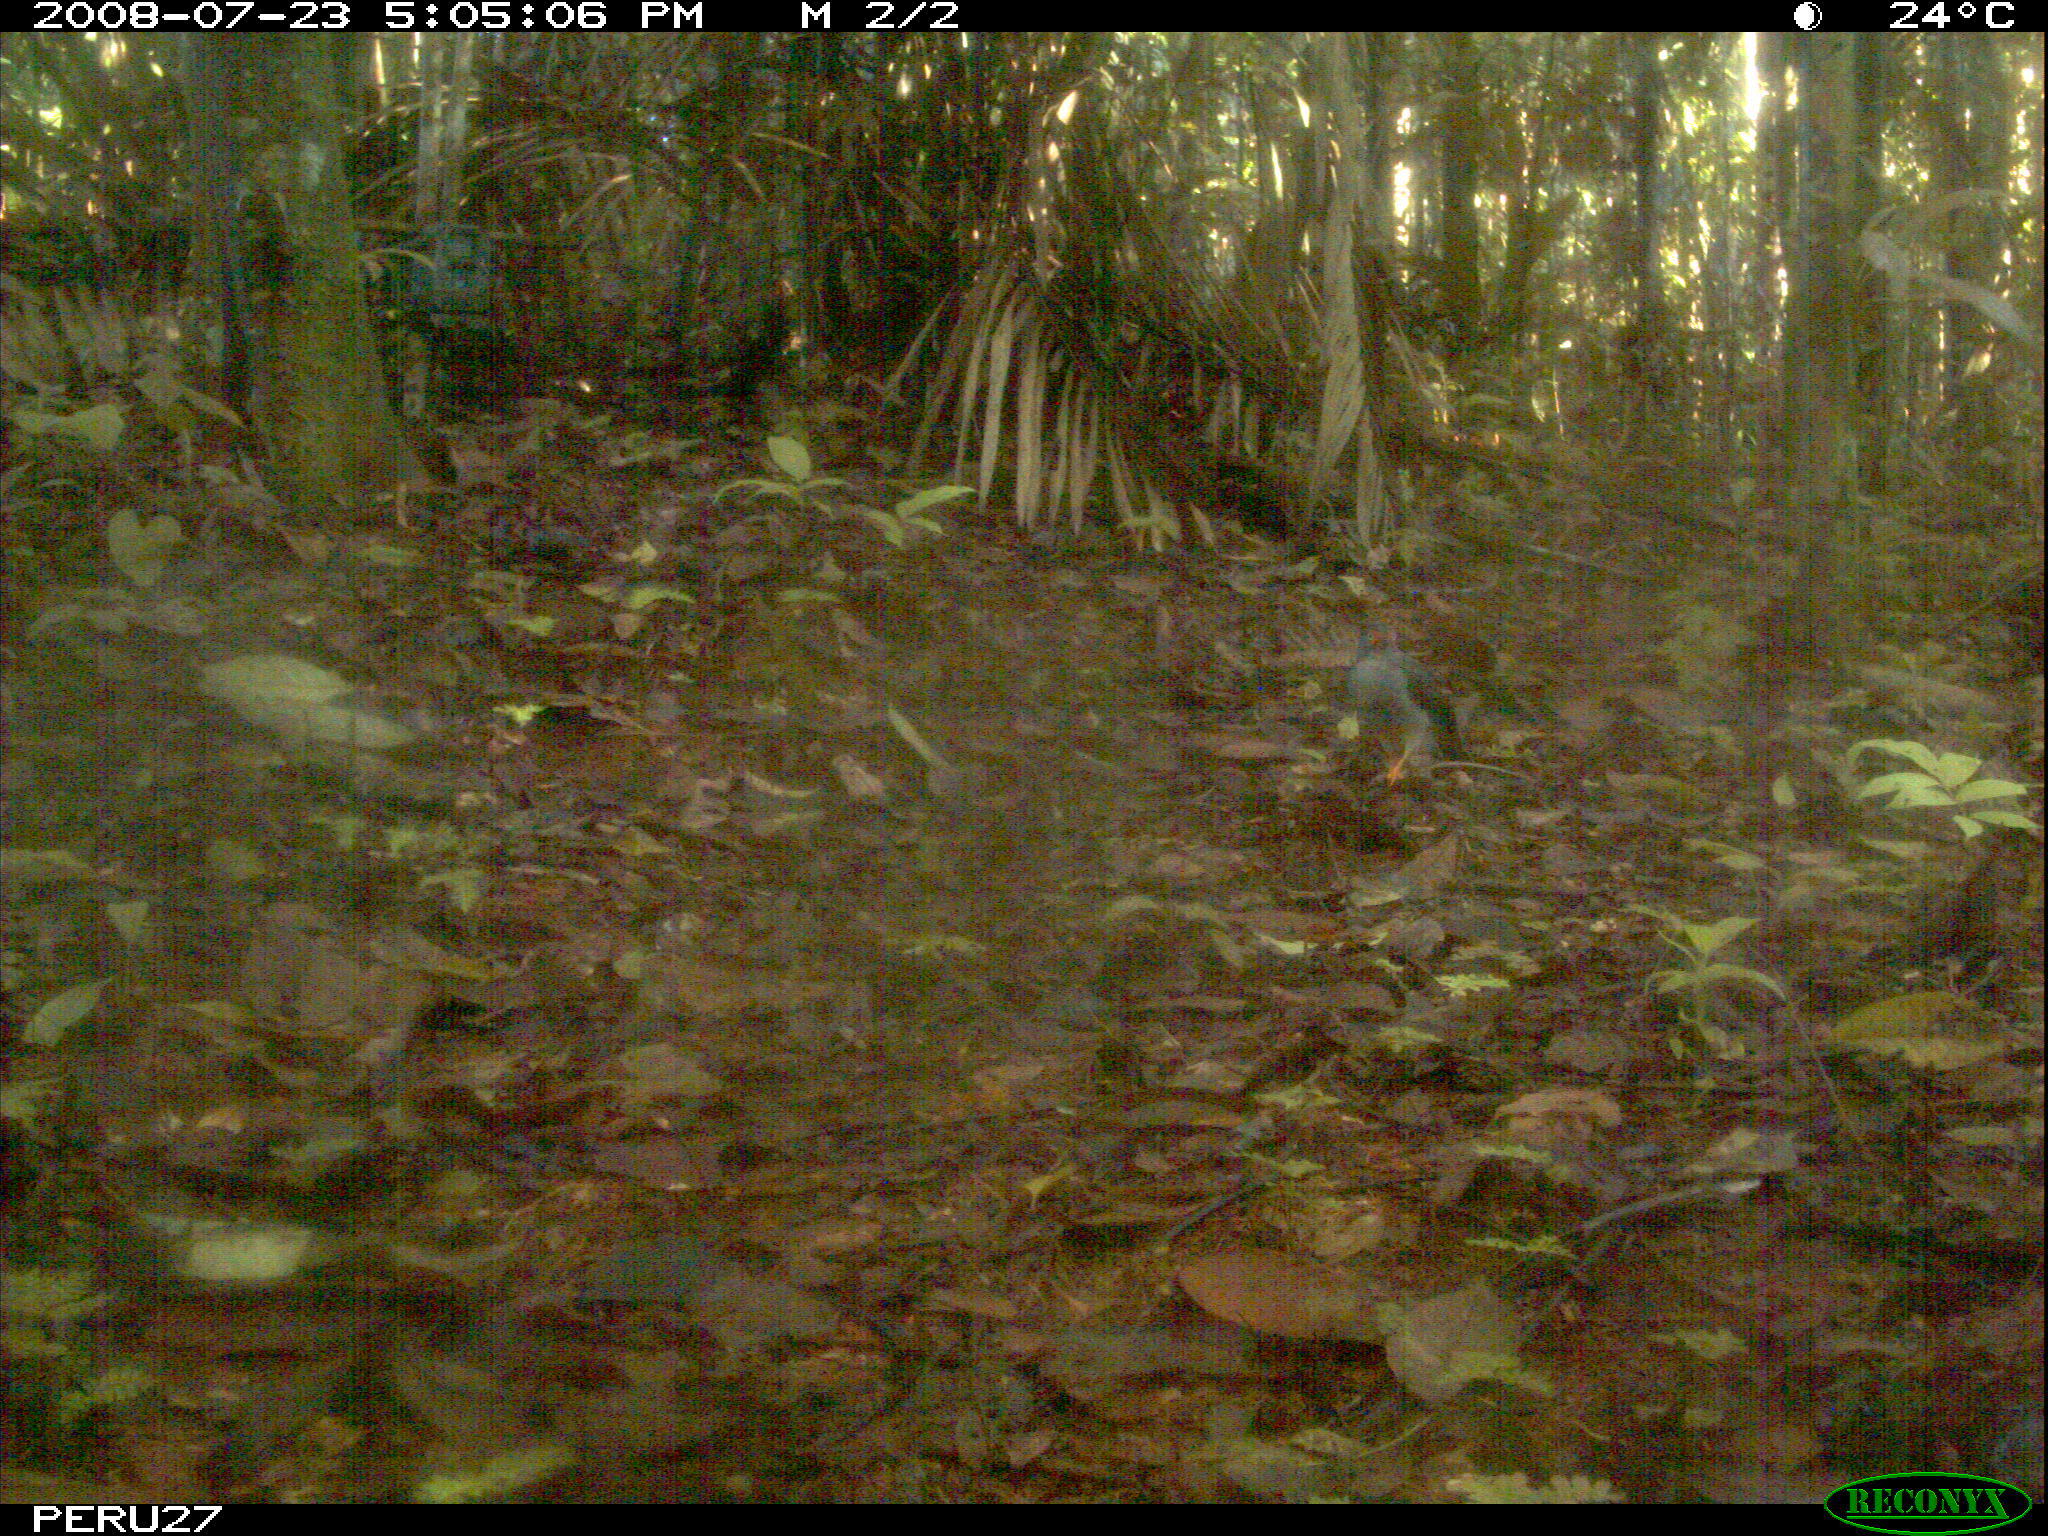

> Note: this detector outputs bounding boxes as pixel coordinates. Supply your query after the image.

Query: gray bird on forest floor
[1345,632,1463,776]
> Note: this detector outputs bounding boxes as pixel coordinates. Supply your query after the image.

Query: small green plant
[1660,601,1752,696]
[1631,907,1785,1059]
[1845,737,2038,841]
[713,434,847,511]
[855,482,972,549]
[1120,499,1180,553]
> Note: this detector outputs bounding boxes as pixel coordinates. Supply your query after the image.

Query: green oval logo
[1825,1472,2033,1534]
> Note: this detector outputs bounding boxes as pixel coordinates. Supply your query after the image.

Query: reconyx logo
[1825,1473,2033,1534]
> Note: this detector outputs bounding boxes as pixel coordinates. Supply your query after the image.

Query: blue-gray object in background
[1345,635,1462,766]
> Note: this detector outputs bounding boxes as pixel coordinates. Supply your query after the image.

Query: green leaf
[1954,777,2026,803]
[895,483,974,516]
[1653,1327,1747,1361]
[106,508,183,588]
[1970,809,2041,833]
[104,901,150,947]
[1857,770,1940,800]
[767,435,812,482]
[1678,915,1755,958]
[1685,838,1767,872]
[1874,780,1958,810]
[25,979,109,1045]
[417,1443,574,1503]
[12,401,126,452]
[1446,1472,1622,1503]
[59,1363,156,1429]
[1687,961,1786,998]
[1,848,101,886]
[885,705,954,776]
[618,583,693,611]
[1830,990,1983,1042]
[1848,737,1941,775]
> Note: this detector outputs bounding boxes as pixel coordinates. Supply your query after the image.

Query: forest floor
[3,396,2039,1503]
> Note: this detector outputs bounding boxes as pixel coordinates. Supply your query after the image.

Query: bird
[1344,631,1463,777]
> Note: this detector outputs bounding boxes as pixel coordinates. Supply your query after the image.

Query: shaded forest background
[5,32,2038,561]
